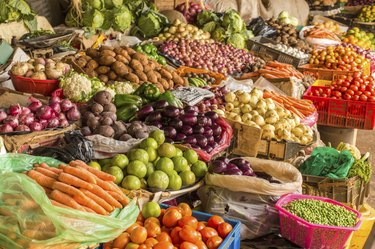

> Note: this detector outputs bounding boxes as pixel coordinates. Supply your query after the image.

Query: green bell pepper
[143,84,160,101]
[142,44,154,54]
[116,104,139,122]
[158,91,183,108]
[114,94,143,108]
[133,84,148,96]
[134,45,143,53]
[157,56,167,65]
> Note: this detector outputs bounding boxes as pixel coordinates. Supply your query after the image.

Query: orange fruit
[130,226,148,244]
[145,221,161,238]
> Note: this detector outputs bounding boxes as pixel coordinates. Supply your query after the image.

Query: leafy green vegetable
[86,0,105,10]
[348,153,372,183]
[202,21,217,33]
[104,0,123,8]
[222,9,246,33]
[83,7,105,29]
[197,10,218,26]
[227,33,246,49]
[212,27,227,42]
[0,0,37,32]
[131,10,169,38]
[112,6,133,32]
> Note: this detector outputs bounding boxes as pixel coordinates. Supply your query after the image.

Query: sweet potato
[108,71,118,80]
[99,55,116,66]
[143,64,152,73]
[86,60,99,70]
[75,58,87,68]
[98,75,109,83]
[132,53,148,65]
[86,48,100,58]
[135,70,148,81]
[160,68,173,80]
[160,78,169,90]
[101,49,116,57]
[125,73,140,84]
[113,47,124,55]
[124,47,136,55]
[100,46,114,51]
[172,72,184,86]
[130,59,143,72]
[115,55,129,64]
[112,61,129,76]
[146,71,158,84]
[154,71,161,79]
[96,66,110,74]
[85,68,98,78]
[155,83,165,93]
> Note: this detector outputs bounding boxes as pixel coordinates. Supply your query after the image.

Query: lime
[179,170,196,186]
[140,138,159,149]
[128,149,149,164]
[121,175,141,190]
[172,156,189,172]
[157,143,176,158]
[191,160,208,178]
[183,149,199,164]
[140,178,147,189]
[111,154,129,169]
[107,166,124,185]
[155,157,174,174]
[98,158,112,168]
[127,160,147,178]
[175,148,183,157]
[149,130,165,145]
[142,201,161,218]
[168,173,182,191]
[88,161,101,171]
[146,162,154,178]
[102,165,112,173]
[145,147,158,162]
[147,170,169,190]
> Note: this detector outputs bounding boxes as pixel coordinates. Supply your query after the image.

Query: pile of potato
[75,46,186,93]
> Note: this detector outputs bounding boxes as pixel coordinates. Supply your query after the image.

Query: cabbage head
[83,8,105,29]
[212,27,227,42]
[86,0,105,10]
[104,0,123,8]
[112,6,133,31]
[197,10,218,26]
[131,11,168,38]
[227,33,246,49]
[202,21,216,33]
[222,9,245,33]
[0,6,20,23]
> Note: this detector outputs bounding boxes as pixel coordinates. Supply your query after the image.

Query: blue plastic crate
[161,204,241,249]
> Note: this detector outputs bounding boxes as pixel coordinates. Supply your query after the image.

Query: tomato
[349,85,358,92]
[125,242,141,249]
[161,226,172,234]
[139,244,150,249]
[197,222,207,231]
[145,220,161,238]
[162,209,183,228]
[352,95,360,101]
[313,90,320,96]
[180,242,199,249]
[364,91,372,97]
[130,226,148,244]
[144,217,161,226]
[333,91,342,98]
[153,241,174,249]
[178,203,193,217]
[343,93,352,100]
[346,89,354,96]
[179,225,201,243]
[145,238,159,247]
[200,227,219,242]
[113,232,130,249]
[156,232,172,243]
[360,94,368,101]
[207,216,225,229]
[194,240,209,249]
[359,84,366,92]
[170,226,183,245]
[340,86,348,92]
[217,223,233,239]
[368,96,375,102]
[324,88,332,96]
[206,236,223,249]
[127,223,141,234]
[178,216,198,230]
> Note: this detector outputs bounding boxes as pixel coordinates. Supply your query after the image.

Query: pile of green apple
[89,130,208,191]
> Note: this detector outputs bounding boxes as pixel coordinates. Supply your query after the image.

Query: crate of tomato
[303,73,375,129]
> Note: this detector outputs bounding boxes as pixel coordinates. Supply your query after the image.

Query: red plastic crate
[303,86,375,129]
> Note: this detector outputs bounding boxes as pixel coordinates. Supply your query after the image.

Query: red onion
[16,125,31,132]
[21,107,31,115]
[50,96,61,104]
[60,119,69,128]
[60,99,73,112]
[66,107,81,121]
[0,111,7,122]
[58,112,66,120]
[0,124,13,133]
[39,119,48,129]
[50,102,61,114]
[28,99,43,112]
[36,106,53,120]
[19,113,35,125]
[3,116,19,128]
[30,122,43,131]
[48,118,60,128]
[8,104,22,116]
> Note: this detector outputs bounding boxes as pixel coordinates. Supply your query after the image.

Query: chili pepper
[116,104,139,122]
[114,94,143,108]
[157,56,167,65]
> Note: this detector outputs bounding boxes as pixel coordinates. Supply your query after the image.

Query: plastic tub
[275,194,362,249]
[350,204,375,249]
[10,74,59,96]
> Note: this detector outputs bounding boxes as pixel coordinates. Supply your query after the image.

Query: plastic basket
[160,204,241,249]
[303,86,375,129]
[247,37,310,68]
[275,194,362,249]
[10,74,59,96]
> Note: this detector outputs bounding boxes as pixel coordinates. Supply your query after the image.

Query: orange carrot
[83,206,96,213]
[50,190,85,211]
[92,176,120,193]
[59,164,96,184]
[52,181,84,198]
[58,173,93,190]
[89,185,122,209]
[80,188,114,212]
[27,170,56,188]
[34,167,59,179]
[70,160,116,182]
[73,194,108,215]
[107,191,130,206]
[50,199,71,209]
[39,163,62,174]
[43,187,52,194]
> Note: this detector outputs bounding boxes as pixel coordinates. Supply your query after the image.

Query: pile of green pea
[284,199,357,227]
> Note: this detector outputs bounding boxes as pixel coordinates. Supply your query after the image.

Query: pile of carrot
[258,61,304,79]
[26,160,130,215]
[263,90,316,119]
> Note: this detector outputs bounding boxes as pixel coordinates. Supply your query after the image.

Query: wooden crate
[153,0,185,11]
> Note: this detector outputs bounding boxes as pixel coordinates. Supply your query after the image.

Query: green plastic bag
[299,147,355,179]
[0,155,139,249]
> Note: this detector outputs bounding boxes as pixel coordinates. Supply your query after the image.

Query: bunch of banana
[188,77,208,87]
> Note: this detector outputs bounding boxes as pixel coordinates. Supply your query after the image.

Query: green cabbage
[227,33,246,49]
[197,10,218,26]
[212,27,227,42]
[222,9,245,33]
[104,0,123,8]
[112,6,133,32]
[131,10,168,38]
[202,21,217,33]
[86,0,105,10]
[83,8,105,29]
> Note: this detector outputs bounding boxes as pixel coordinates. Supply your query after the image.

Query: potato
[148,62,155,70]
[85,68,98,78]
[100,116,113,126]
[124,47,136,55]
[113,121,127,139]
[155,83,165,93]
[100,45,114,51]
[91,103,104,114]
[81,55,92,62]
[125,73,139,84]
[76,58,88,68]
[86,59,99,70]
[112,61,129,76]
[98,74,109,83]
[172,72,184,86]
[103,103,116,113]
[160,68,173,80]
[154,71,161,79]
[96,66,110,74]
[143,64,152,73]
[101,49,116,57]
[99,55,116,66]
[135,70,148,81]
[86,48,100,58]
[129,59,143,71]
[115,55,129,64]
[108,71,117,80]
[168,79,174,89]
[113,47,124,55]
[87,116,100,130]
[94,91,113,105]
[160,78,169,89]
[96,125,115,137]
[146,71,158,83]
[132,53,149,65]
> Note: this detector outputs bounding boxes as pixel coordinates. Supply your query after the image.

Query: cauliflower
[110,81,135,94]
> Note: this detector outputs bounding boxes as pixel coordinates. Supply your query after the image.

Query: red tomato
[340,86,348,92]
[359,84,366,92]
[206,236,223,249]
[364,91,372,97]
[360,94,368,101]
[207,216,225,229]
[350,85,358,92]
[217,223,233,239]
[342,81,350,88]
[368,96,375,102]
[180,242,199,249]
[197,222,207,231]
[194,240,209,249]
[178,203,193,217]
[156,232,172,243]
[178,216,198,230]
[333,91,342,98]
[179,226,201,243]
[200,227,219,242]
[352,95,360,101]
[153,241,174,249]
[343,93,352,100]
[162,209,183,228]
[346,89,354,96]
[170,227,182,245]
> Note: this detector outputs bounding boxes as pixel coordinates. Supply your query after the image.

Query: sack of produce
[205,157,302,195]
[197,185,280,240]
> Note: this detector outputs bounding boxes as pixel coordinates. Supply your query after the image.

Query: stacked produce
[262,43,310,60]
[312,20,343,35]
[209,157,255,176]
[134,43,166,65]
[347,0,373,5]
[196,9,252,49]
[309,45,368,71]
[11,59,71,80]
[175,0,206,23]
[357,5,375,22]
[0,96,79,133]
[257,61,304,79]
[160,40,255,75]
[176,66,227,85]
[343,27,375,50]
[26,160,129,214]
[105,202,232,249]
[75,46,186,92]
[341,43,375,67]
[154,19,211,42]
[303,27,341,42]
[195,86,228,113]
[224,88,314,144]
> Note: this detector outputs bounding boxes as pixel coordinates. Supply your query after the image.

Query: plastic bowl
[11,74,60,96]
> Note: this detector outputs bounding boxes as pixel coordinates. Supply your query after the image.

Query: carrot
[52,181,84,198]
[83,206,96,213]
[58,172,93,190]
[50,199,71,209]
[80,188,114,212]
[59,164,96,184]
[27,170,56,188]
[34,167,59,179]
[108,191,129,206]
[88,185,122,209]
[289,106,305,119]
[93,176,120,193]
[73,194,107,215]
[108,181,124,195]
[50,190,85,211]
[39,163,62,174]
[70,160,116,182]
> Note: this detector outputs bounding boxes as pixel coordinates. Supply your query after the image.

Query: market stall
[0,0,374,248]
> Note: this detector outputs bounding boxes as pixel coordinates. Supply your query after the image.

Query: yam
[112,61,129,76]
[125,73,140,84]
[135,70,148,81]
[113,47,124,55]
[86,48,100,58]
[115,55,129,64]
[146,71,158,83]
[101,49,116,57]
[96,66,110,74]
[99,55,116,66]
[160,68,173,80]
[108,71,118,80]
[98,74,109,83]
[85,68,98,78]
[100,46,114,51]
[143,64,152,73]
[132,53,148,65]
[172,72,184,85]
[76,58,88,68]
[129,59,143,72]
[124,47,136,55]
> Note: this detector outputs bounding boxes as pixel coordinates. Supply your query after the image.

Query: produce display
[303,27,341,42]
[283,199,357,227]
[75,46,186,92]
[347,152,372,183]
[105,202,232,249]
[224,88,314,144]
[357,5,375,22]
[209,157,255,176]
[175,66,227,85]
[0,96,79,133]
[175,0,205,23]
[262,43,310,59]
[26,160,129,214]
[195,86,228,113]
[134,43,167,65]
[160,40,255,75]
[347,0,373,5]
[277,11,299,26]
[343,27,375,50]
[256,61,304,79]
[312,20,343,35]
[11,59,71,80]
